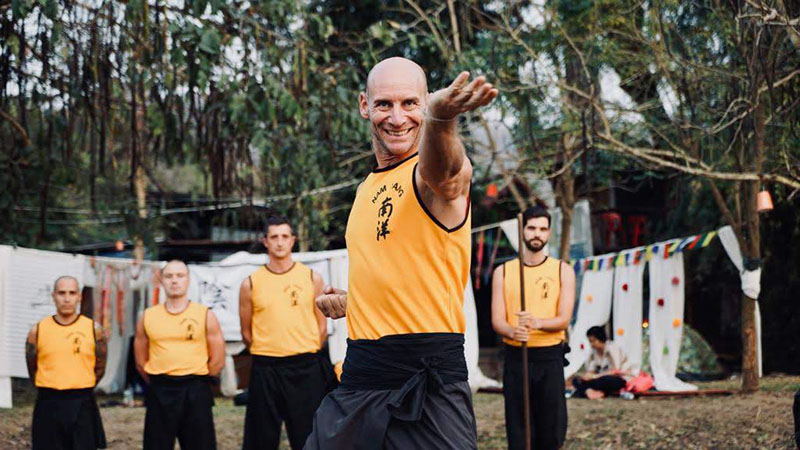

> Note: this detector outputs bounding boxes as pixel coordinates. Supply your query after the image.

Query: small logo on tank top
[372,183,404,241]
[67,331,86,354]
[181,318,199,340]
[285,285,302,306]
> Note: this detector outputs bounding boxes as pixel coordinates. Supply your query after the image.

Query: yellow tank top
[143,302,209,376]
[502,257,565,347]
[35,315,96,389]
[345,153,471,340]
[249,262,321,357]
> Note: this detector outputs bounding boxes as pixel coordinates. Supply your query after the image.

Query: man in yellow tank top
[25,275,107,450]
[491,205,576,450]
[307,57,498,450]
[239,215,334,450]
[133,260,225,450]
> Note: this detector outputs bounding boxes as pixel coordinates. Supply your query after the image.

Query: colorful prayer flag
[686,234,701,250]
[645,245,655,261]
[676,237,693,252]
[700,231,717,247]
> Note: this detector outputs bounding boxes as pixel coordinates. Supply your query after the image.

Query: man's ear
[359,92,370,119]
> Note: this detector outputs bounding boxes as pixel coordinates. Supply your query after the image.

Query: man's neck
[522,248,547,266]
[374,145,416,169]
[54,312,79,325]
[165,296,189,313]
[267,255,294,273]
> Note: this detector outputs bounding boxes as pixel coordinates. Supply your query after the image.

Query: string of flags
[569,230,718,275]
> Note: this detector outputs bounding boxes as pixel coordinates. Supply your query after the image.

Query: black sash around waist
[504,343,564,363]
[148,374,213,386]
[36,387,95,399]
[252,351,322,367]
[341,332,468,422]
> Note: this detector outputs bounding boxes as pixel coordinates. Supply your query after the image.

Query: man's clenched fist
[316,285,347,319]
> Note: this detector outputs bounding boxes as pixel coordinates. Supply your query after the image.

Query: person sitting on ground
[572,326,634,399]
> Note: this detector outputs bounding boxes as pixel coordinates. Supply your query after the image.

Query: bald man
[306,57,497,449]
[134,260,226,450]
[26,275,107,449]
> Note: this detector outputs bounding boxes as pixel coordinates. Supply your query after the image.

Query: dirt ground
[2,376,797,449]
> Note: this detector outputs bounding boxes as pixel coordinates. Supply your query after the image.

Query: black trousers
[32,388,106,450]
[572,375,627,397]
[244,352,335,450]
[503,345,567,450]
[143,375,217,450]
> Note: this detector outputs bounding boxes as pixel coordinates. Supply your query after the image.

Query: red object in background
[628,215,647,247]
[672,276,680,286]
[599,212,623,249]
[486,183,498,198]
[622,283,629,292]
[657,298,665,307]
[580,343,585,350]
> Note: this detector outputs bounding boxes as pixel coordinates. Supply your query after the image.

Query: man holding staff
[26,275,108,450]
[491,204,576,450]
[134,259,225,450]
[307,57,498,449]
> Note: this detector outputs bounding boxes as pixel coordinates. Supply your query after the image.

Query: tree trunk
[133,102,147,262]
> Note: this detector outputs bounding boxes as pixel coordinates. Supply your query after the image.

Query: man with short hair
[240,215,333,450]
[491,205,576,450]
[307,57,498,449]
[134,260,225,450]
[26,275,108,450]
[572,326,633,400]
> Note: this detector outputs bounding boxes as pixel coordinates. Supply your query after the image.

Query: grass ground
[2,376,797,449]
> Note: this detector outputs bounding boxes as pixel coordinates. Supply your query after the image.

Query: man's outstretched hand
[316,285,347,319]
[426,71,499,121]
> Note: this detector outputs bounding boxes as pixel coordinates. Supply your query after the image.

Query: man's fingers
[449,71,471,91]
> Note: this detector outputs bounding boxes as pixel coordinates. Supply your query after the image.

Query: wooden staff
[517,212,532,450]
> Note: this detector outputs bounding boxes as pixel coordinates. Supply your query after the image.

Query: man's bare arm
[94,322,107,383]
[239,277,253,348]
[205,310,226,376]
[312,271,328,346]
[25,325,37,382]
[416,72,498,228]
[133,316,150,383]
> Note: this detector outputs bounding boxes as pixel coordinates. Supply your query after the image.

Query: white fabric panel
[499,219,519,253]
[187,265,255,342]
[464,278,501,391]
[325,253,349,366]
[95,263,145,393]
[717,225,763,377]
[0,376,11,408]
[612,261,645,372]
[647,253,697,391]
[564,268,614,378]
[0,247,85,378]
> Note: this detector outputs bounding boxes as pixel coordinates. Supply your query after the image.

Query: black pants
[572,375,627,397]
[32,388,106,450]
[503,345,567,450]
[143,375,216,450]
[244,352,335,450]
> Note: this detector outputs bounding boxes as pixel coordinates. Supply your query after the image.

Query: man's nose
[388,105,405,126]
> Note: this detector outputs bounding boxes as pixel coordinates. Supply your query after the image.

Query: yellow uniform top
[35,315,97,390]
[502,257,565,347]
[345,153,472,340]
[249,262,321,357]
[143,302,209,376]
